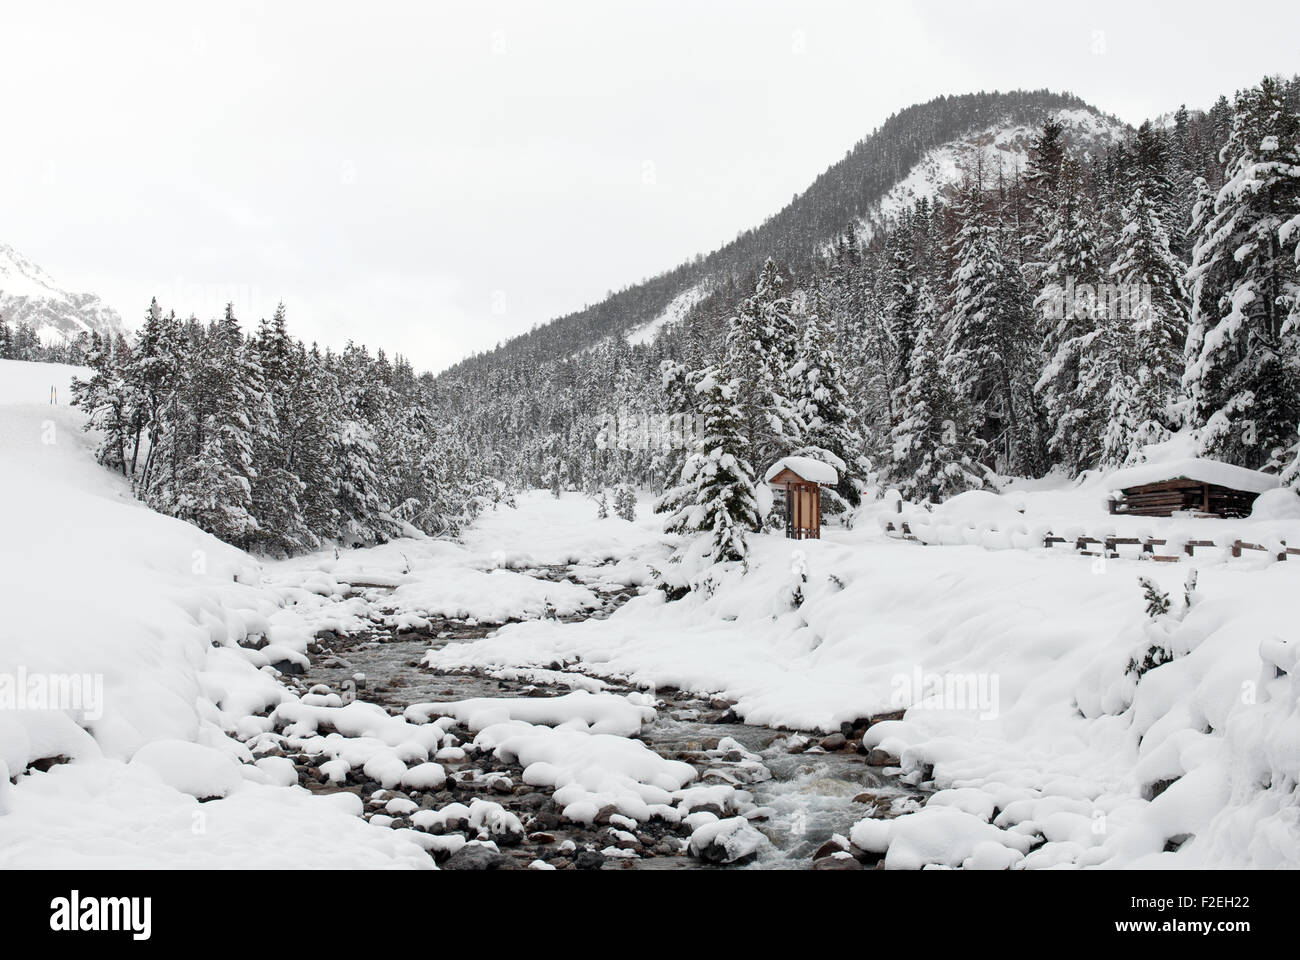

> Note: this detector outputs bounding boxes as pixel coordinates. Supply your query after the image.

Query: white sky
[2,0,1297,371]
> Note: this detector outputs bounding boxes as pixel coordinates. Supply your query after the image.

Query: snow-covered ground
[5,356,1298,869]
[422,476,1300,868]
[0,360,425,866]
[0,359,710,868]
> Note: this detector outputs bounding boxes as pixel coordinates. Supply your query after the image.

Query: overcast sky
[2,1,1297,371]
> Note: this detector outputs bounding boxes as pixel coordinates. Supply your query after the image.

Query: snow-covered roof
[763,455,839,486]
[1103,458,1280,495]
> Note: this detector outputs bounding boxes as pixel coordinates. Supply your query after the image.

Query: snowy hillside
[852,107,1128,244]
[0,243,123,344]
[625,281,710,347]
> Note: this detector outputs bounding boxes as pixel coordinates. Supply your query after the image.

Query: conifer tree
[1034,155,1104,472]
[661,368,760,565]
[790,287,868,511]
[724,259,802,472]
[614,484,636,522]
[947,174,1044,475]
[892,292,989,502]
[1185,77,1300,469]
[1104,180,1190,463]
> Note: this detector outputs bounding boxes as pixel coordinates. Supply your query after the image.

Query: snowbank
[424,481,1300,868]
[0,359,432,867]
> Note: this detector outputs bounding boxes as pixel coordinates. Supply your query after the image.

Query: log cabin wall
[1111,479,1262,518]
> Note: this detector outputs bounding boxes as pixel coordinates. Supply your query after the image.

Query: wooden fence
[883,521,1299,563]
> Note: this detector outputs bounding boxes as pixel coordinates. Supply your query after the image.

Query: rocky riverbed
[264,565,925,870]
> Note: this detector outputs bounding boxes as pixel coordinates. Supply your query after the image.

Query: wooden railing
[883,521,1299,563]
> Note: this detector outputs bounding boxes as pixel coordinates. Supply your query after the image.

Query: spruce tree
[1185,77,1300,469]
[661,367,760,565]
[892,292,989,502]
[947,173,1044,475]
[790,286,868,511]
[1104,181,1190,463]
[724,259,802,472]
[1034,155,1104,472]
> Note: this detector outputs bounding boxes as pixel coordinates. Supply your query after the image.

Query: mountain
[442,90,1128,375]
[0,242,124,343]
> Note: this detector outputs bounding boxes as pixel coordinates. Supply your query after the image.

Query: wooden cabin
[1104,458,1278,518]
[764,456,839,540]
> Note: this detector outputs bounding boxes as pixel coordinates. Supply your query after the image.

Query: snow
[264,490,669,634]
[625,281,709,347]
[7,352,1299,870]
[841,108,1128,247]
[0,359,433,867]
[419,476,1300,868]
[0,244,123,343]
[1104,457,1281,495]
[129,740,244,800]
[474,719,697,824]
[405,690,655,738]
[688,816,766,863]
[763,455,839,486]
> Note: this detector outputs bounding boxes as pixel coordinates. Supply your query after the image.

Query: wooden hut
[764,456,839,540]
[1104,458,1278,518]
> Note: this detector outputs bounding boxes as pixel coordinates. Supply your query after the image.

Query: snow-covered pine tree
[287,342,341,541]
[790,285,868,512]
[248,303,314,555]
[170,306,261,548]
[1022,116,1068,283]
[882,214,919,393]
[125,300,183,490]
[650,358,703,513]
[947,171,1044,476]
[660,367,760,566]
[597,489,610,519]
[1184,77,1300,470]
[330,342,400,546]
[724,259,803,472]
[1104,177,1190,464]
[892,286,989,502]
[70,331,132,474]
[1034,154,1105,472]
[614,484,636,522]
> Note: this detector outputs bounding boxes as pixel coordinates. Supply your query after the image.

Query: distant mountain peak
[0,242,123,342]
[443,90,1129,370]
[851,105,1129,244]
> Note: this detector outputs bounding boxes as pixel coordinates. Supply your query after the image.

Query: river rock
[820,733,847,751]
[574,849,605,870]
[441,844,512,871]
[812,839,849,860]
[866,749,901,767]
[811,854,864,871]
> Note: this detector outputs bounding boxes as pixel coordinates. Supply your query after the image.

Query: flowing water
[292,564,921,869]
